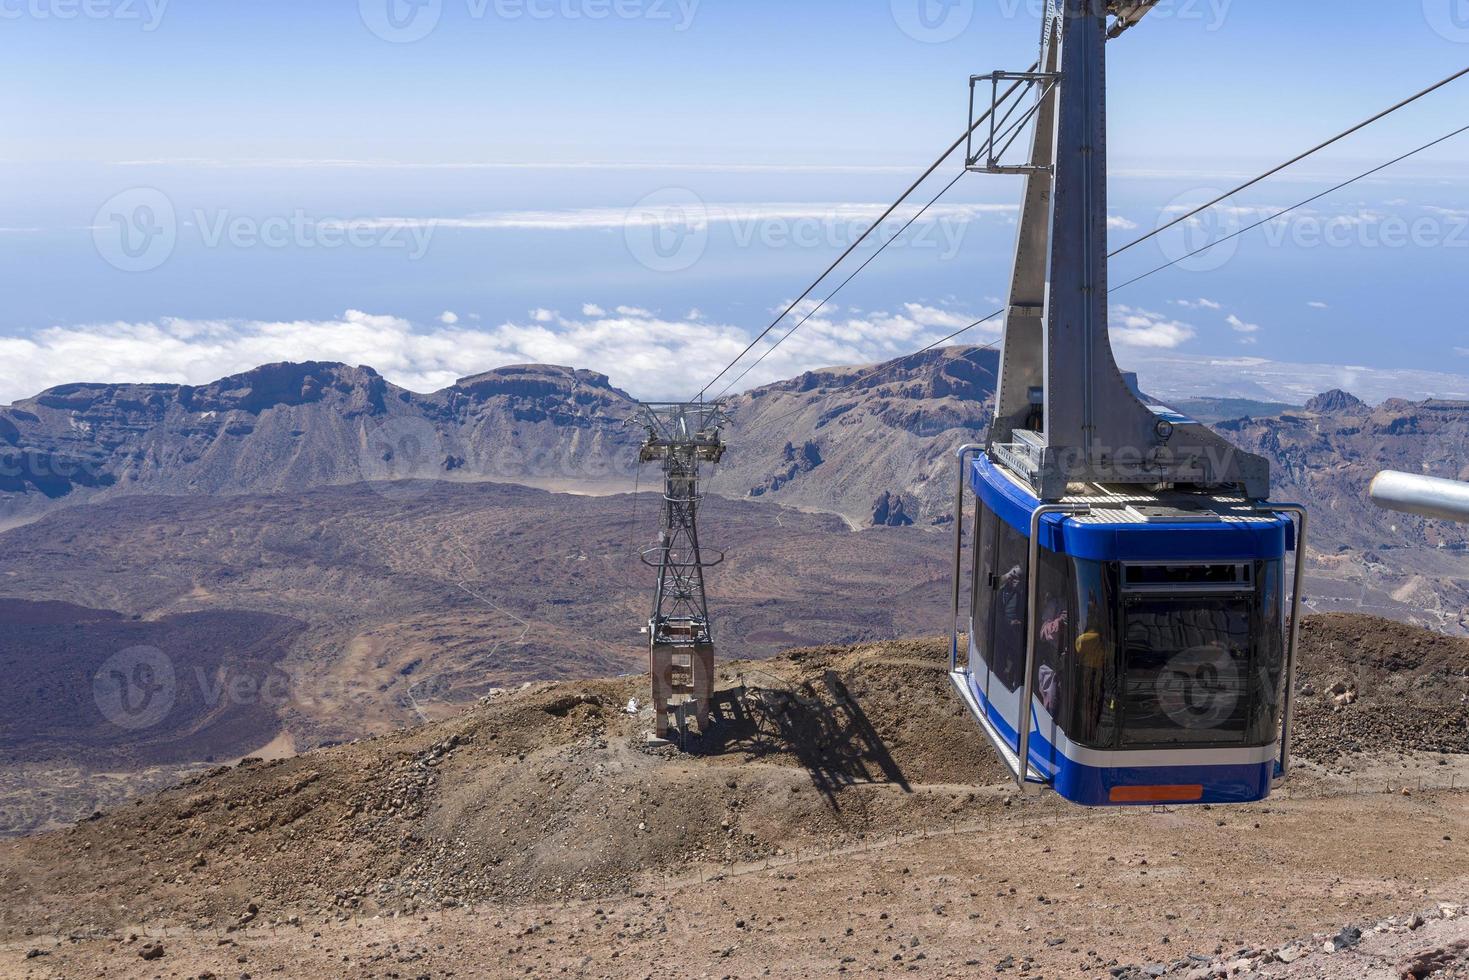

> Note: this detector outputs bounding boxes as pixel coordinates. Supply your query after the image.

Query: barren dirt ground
[4,784,1468,979]
[2,621,1466,979]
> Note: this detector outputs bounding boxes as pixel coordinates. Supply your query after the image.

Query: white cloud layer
[0,303,1004,405]
[1126,351,1469,405]
[112,158,927,175]
[1109,306,1197,350]
[353,202,1016,233]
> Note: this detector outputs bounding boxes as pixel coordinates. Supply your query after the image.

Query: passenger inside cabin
[993,563,1026,688]
[1036,598,1068,714]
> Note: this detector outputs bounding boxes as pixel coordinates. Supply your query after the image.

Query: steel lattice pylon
[633,402,728,739]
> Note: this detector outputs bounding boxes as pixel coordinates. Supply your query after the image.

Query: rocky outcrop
[1,347,1002,528]
[712,346,999,525]
[1305,389,1370,415]
[871,491,914,528]
[749,441,823,497]
[6,349,1469,563]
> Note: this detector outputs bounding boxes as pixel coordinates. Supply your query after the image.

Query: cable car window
[1119,597,1252,747]
[1033,547,1072,721]
[989,518,1030,692]
[970,498,998,671]
[1123,564,1252,589]
[1247,560,1286,745]
[1066,559,1120,748]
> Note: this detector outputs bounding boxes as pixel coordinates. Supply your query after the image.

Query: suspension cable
[693,63,1040,401]
[1112,66,1469,257]
[749,312,1006,434]
[1111,123,1469,294]
[747,121,1469,427]
[700,69,1469,406]
[711,168,970,400]
[708,76,1049,399]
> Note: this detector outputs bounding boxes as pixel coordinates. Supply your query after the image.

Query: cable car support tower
[634,402,728,741]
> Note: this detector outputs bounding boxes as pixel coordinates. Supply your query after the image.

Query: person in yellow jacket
[1075,597,1113,736]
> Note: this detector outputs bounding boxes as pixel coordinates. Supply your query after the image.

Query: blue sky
[1,0,1467,403]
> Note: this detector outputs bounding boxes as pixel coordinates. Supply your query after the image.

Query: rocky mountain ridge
[0,361,641,525]
[710,345,997,525]
[1218,393,1469,551]
[5,346,1469,547]
[0,347,1001,528]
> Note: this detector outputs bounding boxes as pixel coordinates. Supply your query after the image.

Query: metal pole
[950,445,985,673]
[1261,504,1308,778]
[990,73,1000,169]
[1018,503,1090,789]
[1369,471,1469,525]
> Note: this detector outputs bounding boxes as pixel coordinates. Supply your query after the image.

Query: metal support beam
[949,444,986,673]
[1258,503,1308,778]
[981,0,1270,500]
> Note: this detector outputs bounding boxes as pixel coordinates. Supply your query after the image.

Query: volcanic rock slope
[10,618,1469,915]
[0,480,953,836]
[1,618,1466,979]
[711,345,1000,527]
[0,348,1001,529]
[1219,390,1469,632]
[1220,390,1469,550]
[0,361,643,526]
[8,350,1469,545]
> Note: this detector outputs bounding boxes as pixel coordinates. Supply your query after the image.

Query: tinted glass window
[970,498,998,667]
[1033,546,1072,721]
[1052,558,1287,752]
[1120,597,1252,747]
[989,518,1029,692]
[1124,564,1251,588]
[1063,559,1121,748]
[1247,559,1286,745]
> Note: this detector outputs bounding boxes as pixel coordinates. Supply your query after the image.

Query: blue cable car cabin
[940,2,1308,804]
[950,451,1303,807]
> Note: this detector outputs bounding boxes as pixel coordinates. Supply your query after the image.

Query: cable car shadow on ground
[686,671,911,810]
